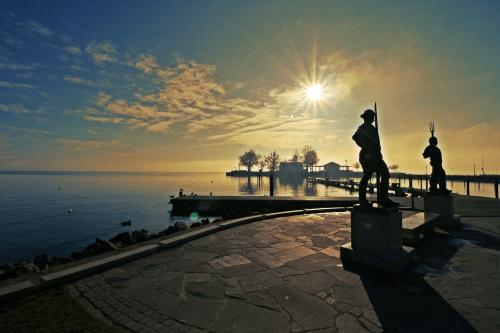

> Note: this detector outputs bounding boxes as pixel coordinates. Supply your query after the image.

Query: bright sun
[305,84,323,101]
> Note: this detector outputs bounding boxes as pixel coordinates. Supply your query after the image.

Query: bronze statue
[352,108,399,208]
[423,122,450,193]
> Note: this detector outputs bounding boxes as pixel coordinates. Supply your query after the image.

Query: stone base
[340,242,414,273]
[424,192,460,227]
[340,204,412,273]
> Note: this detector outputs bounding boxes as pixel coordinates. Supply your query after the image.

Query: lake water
[0,171,356,265]
[1,171,496,265]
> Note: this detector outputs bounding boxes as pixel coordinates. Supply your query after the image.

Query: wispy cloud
[0,80,34,89]
[85,41,118,64]
[57,138,125,151]
[0,61,37,71]
[0,104,30,114]
[65,46,82,55]
[64,76,110,87]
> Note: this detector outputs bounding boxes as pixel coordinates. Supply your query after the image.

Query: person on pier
[352,109,399,208]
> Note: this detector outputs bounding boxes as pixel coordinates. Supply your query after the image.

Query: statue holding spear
[352,103,399,208]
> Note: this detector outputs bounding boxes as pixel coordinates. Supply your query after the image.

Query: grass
[0,287,124,332]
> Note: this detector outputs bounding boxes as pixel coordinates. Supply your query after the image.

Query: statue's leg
[359,163,373,202]
[430,168,438,191]
[439,166,447,190]
[378,159,390,200]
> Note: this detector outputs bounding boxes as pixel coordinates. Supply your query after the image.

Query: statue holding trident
[352,104,399,208]
[423,122,450,193]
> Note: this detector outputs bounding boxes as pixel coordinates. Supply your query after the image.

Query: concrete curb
[0,207,349,304]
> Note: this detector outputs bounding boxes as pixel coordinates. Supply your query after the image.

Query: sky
[0,0,499,173]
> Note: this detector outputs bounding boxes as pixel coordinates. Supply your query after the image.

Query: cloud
[0,104,30,114]
[64,76,110,87]
[0,61,37,71]
[65,46,82,55]
[85,41,118,64]
[27,21,52,37]
[0,80,34,89]
[57,138,125,151]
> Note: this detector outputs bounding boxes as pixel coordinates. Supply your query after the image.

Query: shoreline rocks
[0,217,221,282]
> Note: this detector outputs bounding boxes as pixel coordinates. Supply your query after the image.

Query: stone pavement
[71,207,500,332]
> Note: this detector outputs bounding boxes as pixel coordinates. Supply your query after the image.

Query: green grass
[0,287,124,332]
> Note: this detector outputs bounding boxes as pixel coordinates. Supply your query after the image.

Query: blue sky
[1,1,499,172]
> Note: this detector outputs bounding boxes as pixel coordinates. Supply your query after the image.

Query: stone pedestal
[424,192,460,227]
[340,204,413,273]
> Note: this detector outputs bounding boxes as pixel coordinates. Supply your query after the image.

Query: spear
[375,102,380,202]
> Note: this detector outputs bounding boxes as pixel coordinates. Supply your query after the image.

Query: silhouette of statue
[423,122,450,193]
[352,109,399,208]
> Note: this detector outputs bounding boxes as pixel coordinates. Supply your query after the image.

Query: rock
[51,256,73,265]
[15,261,39,275]
[109,232,131,246]
[70,251,84,260]
[97,238,120,251]
[174,222,188,232]
[131,229,150,243]
[201,218,210,225]
[33,254,53,270]
[190,222,202,228]
[159,226,178,236]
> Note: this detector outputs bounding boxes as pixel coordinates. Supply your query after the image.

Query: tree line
[238,145,319,173]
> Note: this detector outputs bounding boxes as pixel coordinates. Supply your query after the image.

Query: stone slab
[41,244,159,286]
[351,205,402,252]
[424,192,459,227]
[217,215,266,229]
[0,280,36,303]
[340,242,414,273]
[402,212,439,245]
[158,224,221,248]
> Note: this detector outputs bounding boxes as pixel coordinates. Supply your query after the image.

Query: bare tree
[290,149,301,162]
[302,145,319,172]
[388,164,399,172]
[265,151,280,172]
[258,159,266,172]
[239,149,260,173]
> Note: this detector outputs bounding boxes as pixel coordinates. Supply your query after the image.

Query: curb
[0,207,349,304]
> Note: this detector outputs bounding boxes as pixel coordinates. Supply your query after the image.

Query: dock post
[466,176,470,196]
[495,178,498,199]
[270,173,274,196]
[409,175,413,189]
[425,177,428,190]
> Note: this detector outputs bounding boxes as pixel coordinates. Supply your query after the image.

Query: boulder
[33,254,53,270]
[174,222,188,232]
[201,218,210,225]
[109,232,132,246]
[159,226,178,236]
[131,229,150,243]
[190,222,202,228]
[96,238,119,251]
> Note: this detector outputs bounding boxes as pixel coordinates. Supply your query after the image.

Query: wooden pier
[307,177,427,197]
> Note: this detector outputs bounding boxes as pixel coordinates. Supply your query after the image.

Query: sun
[305,84,324,101]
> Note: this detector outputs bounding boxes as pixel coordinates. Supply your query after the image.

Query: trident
[429,122,435,137]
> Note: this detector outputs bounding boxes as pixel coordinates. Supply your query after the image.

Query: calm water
[0,171,355,264]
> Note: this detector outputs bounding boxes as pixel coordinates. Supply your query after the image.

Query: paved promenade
[71,196,500,332]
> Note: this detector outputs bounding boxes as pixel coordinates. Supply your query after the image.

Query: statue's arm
[422,146,430,158]
[352,129,363,147]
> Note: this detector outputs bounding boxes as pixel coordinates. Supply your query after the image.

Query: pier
[307,177,425,197]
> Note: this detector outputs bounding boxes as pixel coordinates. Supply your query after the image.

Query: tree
[258,159,266,172]
[388,164,399,173]
[290,149,301,163]
[302,145,319,172]
[352,162,360,171]
[239,149,260,173]
[265,151,280,172]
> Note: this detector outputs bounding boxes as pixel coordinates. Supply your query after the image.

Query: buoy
[67,209,73,213]
[121,220,132,226]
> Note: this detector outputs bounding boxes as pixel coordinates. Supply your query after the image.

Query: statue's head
[360,109,375,123]
[429,136,438,145]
